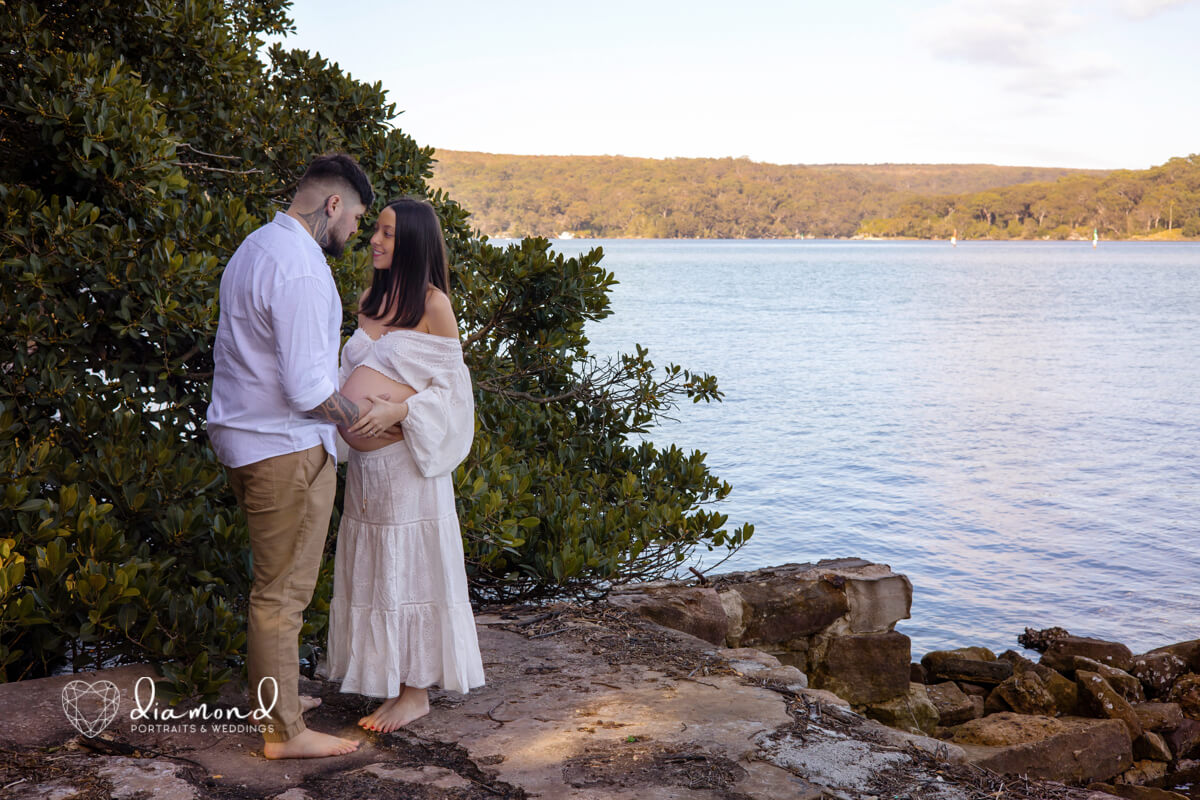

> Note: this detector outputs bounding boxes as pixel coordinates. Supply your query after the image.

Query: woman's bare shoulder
[422,286,458,337]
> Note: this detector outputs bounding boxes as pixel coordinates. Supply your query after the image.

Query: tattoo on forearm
[297,198,333,249]
[306,392,360,427]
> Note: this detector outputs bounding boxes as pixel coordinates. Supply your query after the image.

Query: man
[207,153,376,759]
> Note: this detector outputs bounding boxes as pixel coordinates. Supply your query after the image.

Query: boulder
[1077,670,1143,740]
[952,713,1064,746]
[910,662,926,684]
[1000,650,1079,712]
[956,716,1132,784]
[809,631,911,705]
[1132,652,1189,699]
[1149,639,1200,673]
[1165,718,1200,760]
[991,670,1059,716]
[1133,731,1172,762]
[1043,636,1135,673]
[839,567,912,633]
[861,682,939,735]
[1132,702,1184,733]
[1115,759,1168,786]
[1073,657,1146,703]
[922,647,996,673]
[734,576,848,647]
[1167,674,1200,719]
[957,681,989,697]
[718,589,747,647]
[926,681,978,726]
[609,585,729,646]
[1088,783,1190,800]
[923,652,1012,686]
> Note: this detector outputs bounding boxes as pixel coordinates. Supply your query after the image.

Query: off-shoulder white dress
[326,328,485,696]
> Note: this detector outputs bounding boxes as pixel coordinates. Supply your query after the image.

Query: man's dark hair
[299,153,374,207]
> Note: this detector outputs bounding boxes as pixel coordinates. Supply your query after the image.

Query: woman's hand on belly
[339,365,417,452]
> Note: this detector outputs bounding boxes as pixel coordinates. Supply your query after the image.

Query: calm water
[545,239,1200,658]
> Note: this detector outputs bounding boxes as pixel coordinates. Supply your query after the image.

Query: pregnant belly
[339,366,418,452]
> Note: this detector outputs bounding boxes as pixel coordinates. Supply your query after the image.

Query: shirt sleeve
[401,360,476,478]
[269,275,338,412]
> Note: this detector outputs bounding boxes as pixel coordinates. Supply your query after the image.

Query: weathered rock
[840,566,912,633]
[1018,626,1070,652]
[956,716,1132,784]
[1165,718,1200,759]
[1078,670,1143,740]
[957,681,989,697]
[1043,636,1135,673]
[1132,652,1189,699]
[718,647,783,671]
[1000,650,1079,711]
[952,712,1065,746]
[1149,639,1200,673]
[984,685,1012,714]
[1088,782,1190,800]
[861,682,939,735]
[935,657,1013,686]
[926,681,978,726]
[1167,673,1200,719]
[922,647,996,673]
[992,670,1059,716]
[1073,656,1146,703]
[760,666,810,690]
[1133,730,1173,762]
[358,764,473,790]
[609,585,729,645]
[735,577,848,646]
[1132,702,1184,732]
[809,631,911,705]
[969,695,986,719]
[1115,759,1168,786]
[718,589,747,647]
[910,662,926,684]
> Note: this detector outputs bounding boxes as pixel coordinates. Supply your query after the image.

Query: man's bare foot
[263,728,359,759]
[299,695,322,713]
[359,686,429,733]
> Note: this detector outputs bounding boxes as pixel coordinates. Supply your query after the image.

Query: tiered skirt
[327,440,485,697]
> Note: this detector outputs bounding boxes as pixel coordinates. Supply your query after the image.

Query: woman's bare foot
[299,695,322,713]
[359,686,429,733]
[263,728,359,759]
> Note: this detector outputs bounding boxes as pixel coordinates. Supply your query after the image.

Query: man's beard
[321,237,346,259]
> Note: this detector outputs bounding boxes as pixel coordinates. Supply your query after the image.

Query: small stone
[1043,636,1135,673]
[1115,759,1168,786]
[1072,657,1145,703]
[1132,701,1184,732]
[1148,639,1200,673]
[1133,730,1172,762]
[1132,652,1189,699]
[1167,674,1200,719]
[1077,670,1143,740]
[926,681,978,726]
[992,670,1059,716]
[861,682,939,735]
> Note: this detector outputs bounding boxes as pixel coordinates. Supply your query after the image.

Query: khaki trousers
[227,444,335,742]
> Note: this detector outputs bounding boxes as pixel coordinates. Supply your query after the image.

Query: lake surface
[544,239,1200,658]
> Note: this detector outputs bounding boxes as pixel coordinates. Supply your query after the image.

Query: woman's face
[369,206,396,270]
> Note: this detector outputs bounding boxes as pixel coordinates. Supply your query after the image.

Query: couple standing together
[206,154,484,759]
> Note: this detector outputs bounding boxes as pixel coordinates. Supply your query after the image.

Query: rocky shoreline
[0,558,1195,799]
[612,558,1199,798]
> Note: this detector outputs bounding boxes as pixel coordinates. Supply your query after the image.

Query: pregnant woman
[327,196,484,732]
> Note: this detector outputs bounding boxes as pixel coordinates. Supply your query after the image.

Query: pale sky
[272,0,1200,169]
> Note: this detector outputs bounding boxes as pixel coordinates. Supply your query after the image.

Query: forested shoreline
[430,150,1200,241]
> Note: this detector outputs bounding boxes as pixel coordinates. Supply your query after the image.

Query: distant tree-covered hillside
[857,154,1200,240]
[429,150,1106,239]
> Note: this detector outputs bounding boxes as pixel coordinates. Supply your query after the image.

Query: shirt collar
[272,212,325,257]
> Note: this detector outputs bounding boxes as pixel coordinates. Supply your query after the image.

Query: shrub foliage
[0,0,750,695]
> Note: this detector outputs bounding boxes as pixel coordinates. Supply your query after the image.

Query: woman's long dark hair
[360,197,450,328]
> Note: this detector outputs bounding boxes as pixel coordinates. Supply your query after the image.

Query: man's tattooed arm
[305,392,361,427]
[297,197,333,250]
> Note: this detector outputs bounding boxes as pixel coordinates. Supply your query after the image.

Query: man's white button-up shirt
[207,212,342,468]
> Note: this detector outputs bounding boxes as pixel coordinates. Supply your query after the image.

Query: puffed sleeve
[401,358,475,478]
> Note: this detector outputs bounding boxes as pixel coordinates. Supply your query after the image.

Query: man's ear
[325,193,342,216]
